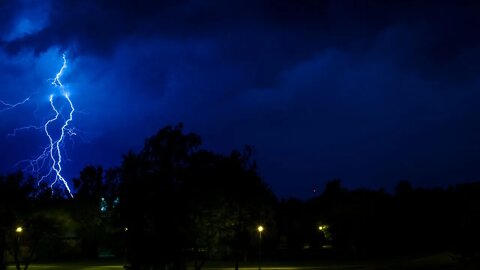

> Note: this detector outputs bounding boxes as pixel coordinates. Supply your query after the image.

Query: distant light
[124,227,128,232]
[318,225,328,231]
[113,197,120,208]
[257,225,264,233]
[100,197,108,213]
[16,227,23,233]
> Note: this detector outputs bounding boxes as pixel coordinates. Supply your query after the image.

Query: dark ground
[8,252,480,270]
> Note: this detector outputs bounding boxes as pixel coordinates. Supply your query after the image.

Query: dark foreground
[6,252,480,270]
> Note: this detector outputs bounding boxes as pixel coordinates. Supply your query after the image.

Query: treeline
[1,124,480,270]
[0,124,275,270]
[279,179,480,262]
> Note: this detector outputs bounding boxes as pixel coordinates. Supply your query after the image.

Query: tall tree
[119,124,201,270]
[72,166,106,259]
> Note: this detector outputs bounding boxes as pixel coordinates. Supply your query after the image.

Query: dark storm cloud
[3,0,181,55]
[0,0,17,34]
[5,0,480,83]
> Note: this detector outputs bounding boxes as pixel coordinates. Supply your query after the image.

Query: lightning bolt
[2,53,76,198]
[41,54,75,197]
[0,97,30,112]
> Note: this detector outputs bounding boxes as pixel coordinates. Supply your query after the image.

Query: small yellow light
[16,227,23,233]
[257,225,264,233]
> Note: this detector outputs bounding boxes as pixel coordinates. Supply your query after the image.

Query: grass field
[6,252,480,270]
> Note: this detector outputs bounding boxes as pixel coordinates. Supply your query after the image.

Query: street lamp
[14,226,23,269]
[318,224,329,233]
[257,225,264,270]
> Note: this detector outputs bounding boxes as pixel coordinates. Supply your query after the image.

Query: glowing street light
[318,224,331,244]
[318,224,329,232]
[257,225,264,270]
[14,226,23,269]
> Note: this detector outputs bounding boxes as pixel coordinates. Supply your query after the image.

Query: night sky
[1,0,480,198]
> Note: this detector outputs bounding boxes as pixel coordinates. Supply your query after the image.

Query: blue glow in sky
[2,1,480,198]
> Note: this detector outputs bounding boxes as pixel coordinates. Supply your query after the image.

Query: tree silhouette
[118,124,275,270]
[72,166,107,259]
[119,124,201,269]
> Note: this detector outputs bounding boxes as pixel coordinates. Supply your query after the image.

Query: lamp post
[14,227,23,270]
[257,225,264,270]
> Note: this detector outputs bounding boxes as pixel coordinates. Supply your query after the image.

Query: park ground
[6,252,480,270]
